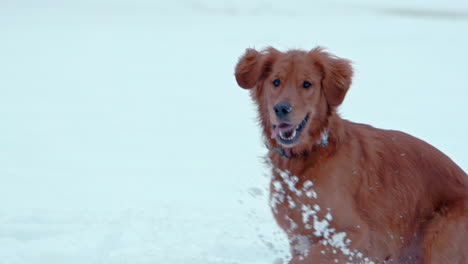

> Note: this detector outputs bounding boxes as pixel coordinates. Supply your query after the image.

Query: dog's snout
[274,102,292,118]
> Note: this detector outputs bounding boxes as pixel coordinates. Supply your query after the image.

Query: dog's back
[340,120,468,262]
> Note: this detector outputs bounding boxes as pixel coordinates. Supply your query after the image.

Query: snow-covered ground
[0,0,467,263]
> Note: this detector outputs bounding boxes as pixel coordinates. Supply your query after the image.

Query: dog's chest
[269,167,347,239]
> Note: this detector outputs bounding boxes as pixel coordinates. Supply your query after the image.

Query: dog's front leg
[289,244,377,264]
[288,228,373,264]
[289,243,353,264]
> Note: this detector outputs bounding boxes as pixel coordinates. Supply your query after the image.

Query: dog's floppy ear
[235,48,278,89]
[311,48,353,107]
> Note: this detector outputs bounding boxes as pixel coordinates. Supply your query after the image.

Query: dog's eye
[302,81,312,89]
[272,79,281,87]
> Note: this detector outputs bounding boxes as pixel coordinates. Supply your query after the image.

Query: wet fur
[235,47,468,263]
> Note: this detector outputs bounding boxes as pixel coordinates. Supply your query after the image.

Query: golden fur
[235,47,468,264]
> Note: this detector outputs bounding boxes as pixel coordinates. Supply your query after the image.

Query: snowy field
[0,0,467,263]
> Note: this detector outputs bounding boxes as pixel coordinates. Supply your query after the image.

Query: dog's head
[235,47,353,153]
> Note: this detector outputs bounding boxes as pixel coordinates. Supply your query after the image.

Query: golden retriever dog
[234,47,468,264]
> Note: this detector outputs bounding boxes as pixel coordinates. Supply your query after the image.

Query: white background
[1,0,467,263]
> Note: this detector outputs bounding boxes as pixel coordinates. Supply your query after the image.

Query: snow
[0,0,467,263]
[273,167,375,263]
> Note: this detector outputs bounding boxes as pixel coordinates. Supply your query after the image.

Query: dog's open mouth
[272,114,309,145]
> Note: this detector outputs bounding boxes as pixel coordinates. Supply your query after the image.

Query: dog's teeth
[279,128,298,140]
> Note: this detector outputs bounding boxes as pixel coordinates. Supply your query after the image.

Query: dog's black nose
[273,102,292,118]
